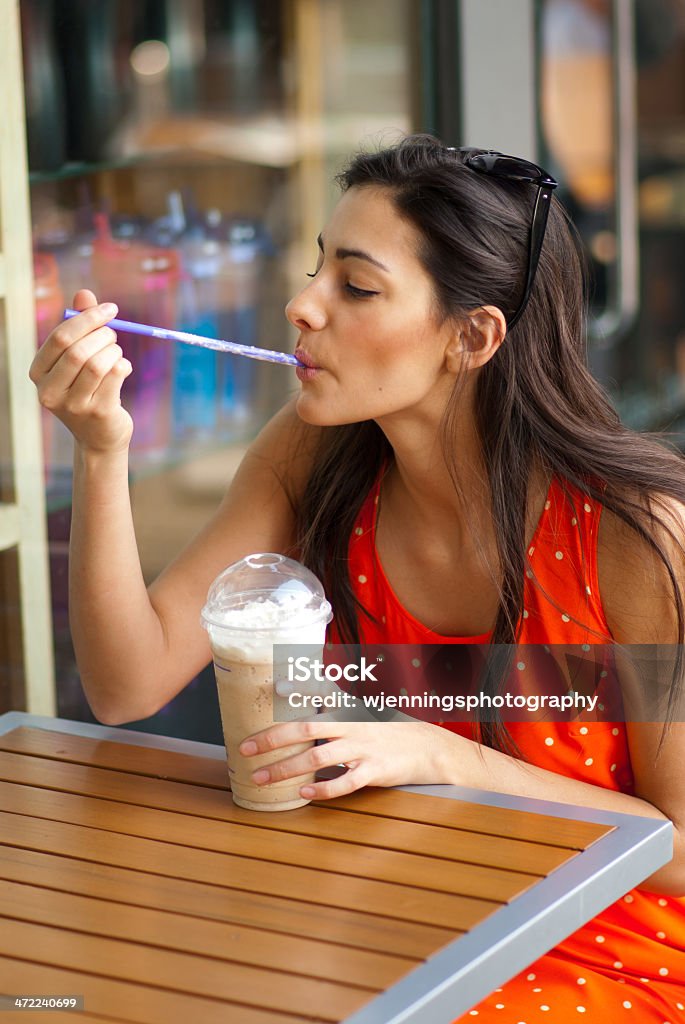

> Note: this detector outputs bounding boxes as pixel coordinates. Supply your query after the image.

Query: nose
[285,281,327,332]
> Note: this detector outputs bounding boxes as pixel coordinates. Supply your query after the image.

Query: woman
[31,135,684,1019]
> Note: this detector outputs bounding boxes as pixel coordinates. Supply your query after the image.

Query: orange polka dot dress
[336,474,685,1022]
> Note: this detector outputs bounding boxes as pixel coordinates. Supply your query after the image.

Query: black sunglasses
[457,148,558,330]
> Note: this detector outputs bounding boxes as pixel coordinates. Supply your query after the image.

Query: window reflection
[539,0,685,439]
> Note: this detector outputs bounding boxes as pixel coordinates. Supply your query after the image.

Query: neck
[375,391,491,544]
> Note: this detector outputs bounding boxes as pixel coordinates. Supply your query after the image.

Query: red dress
[336,474,685,1021]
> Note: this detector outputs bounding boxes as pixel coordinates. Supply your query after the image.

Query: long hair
[296,133,685,752]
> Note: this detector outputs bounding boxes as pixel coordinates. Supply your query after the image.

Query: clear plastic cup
[201,553,332,811]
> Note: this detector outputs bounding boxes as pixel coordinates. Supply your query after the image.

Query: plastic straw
[62,308,302,367]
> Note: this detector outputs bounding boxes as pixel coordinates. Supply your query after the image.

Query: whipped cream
[204,592,330,662]
[210,591,316,630]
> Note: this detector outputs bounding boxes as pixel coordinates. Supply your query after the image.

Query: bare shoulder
[598,491,685,643]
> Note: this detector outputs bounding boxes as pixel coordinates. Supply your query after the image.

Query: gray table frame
[0,712,673,1024]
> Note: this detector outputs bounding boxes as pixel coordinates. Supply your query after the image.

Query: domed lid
[200,553,332,633]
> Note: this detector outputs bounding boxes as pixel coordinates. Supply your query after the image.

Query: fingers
[239,718,438,801]
[249,741,367,801]
[239,719,335,757]
[34,325,124,412]
[299,769,367,801]
[91,351,133,409]
[29,303,118,385]
[30,299,123,414]
[72,288,99,311]
[250,737,347,787]
[240,720,372,801]
[27,293,134,452]
[63,341,131,416]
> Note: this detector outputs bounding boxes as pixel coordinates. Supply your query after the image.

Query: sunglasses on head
[456,148,558,330]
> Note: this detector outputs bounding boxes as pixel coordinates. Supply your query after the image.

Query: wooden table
[0,712,672,1023]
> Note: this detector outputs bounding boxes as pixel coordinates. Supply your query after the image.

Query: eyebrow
[317,233,390,273]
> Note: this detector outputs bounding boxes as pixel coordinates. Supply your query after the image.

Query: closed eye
[305,270,379,299]
[345,283,380,298]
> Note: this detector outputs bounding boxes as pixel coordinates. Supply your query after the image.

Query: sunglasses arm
[507,184,555,331]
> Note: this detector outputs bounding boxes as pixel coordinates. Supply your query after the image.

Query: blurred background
[1,0,685,742]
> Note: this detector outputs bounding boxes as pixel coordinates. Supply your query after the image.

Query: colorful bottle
[91,212,178,460]
[216,219,268,429]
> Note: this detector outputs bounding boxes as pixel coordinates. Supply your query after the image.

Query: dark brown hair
[296,134,685,750]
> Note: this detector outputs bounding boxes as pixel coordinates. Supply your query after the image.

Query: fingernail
[240,740,257,756]
[300,786,316,798]
[253,769,269,785]
[100,303,118,317]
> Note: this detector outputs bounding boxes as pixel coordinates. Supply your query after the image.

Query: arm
[71,400,313,724]
[31,291,319,725]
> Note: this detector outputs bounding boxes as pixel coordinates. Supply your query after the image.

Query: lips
[294,347,321,384]
[294,348,319,369]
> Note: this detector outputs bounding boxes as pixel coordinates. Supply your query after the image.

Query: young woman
[31,135,684,1019]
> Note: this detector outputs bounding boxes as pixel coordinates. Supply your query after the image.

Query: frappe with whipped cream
[201,553,332,810]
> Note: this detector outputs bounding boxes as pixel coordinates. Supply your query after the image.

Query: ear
[444,305,506,373]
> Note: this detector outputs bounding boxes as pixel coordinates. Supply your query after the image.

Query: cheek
[344,347,443,413]
[363,328,442,384]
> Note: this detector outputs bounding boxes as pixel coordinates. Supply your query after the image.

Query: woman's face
[286,185,458,428]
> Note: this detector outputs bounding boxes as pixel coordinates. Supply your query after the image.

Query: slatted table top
[0,713,672,1024]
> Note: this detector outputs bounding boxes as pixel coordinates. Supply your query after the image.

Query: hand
[239,717,455,800]
[29,289,133,454]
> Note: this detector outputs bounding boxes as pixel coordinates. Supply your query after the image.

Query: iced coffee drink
[201,553,332,811]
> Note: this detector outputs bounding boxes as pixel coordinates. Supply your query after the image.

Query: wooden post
[283,0,327,292]
[0,0,56,714]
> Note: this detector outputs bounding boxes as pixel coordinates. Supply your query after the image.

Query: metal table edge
[340,796,672,1021]
[0,710,226,759]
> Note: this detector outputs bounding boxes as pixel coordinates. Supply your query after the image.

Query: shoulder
[598,491,685,643]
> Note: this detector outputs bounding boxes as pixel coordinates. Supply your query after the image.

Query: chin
[295,398,344,427]
[295,392,367,428]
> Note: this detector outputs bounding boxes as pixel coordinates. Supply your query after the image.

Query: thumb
[72,288,99,312]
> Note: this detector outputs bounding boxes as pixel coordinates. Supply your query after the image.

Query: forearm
[434,730,684,895]
[69,445,170,723]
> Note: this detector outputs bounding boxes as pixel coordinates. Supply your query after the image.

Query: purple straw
[63,309,303,367]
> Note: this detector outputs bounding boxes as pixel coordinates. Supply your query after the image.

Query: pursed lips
[294,348,321,370]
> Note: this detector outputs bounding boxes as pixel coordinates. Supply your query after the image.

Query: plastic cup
[200,553,332,811]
